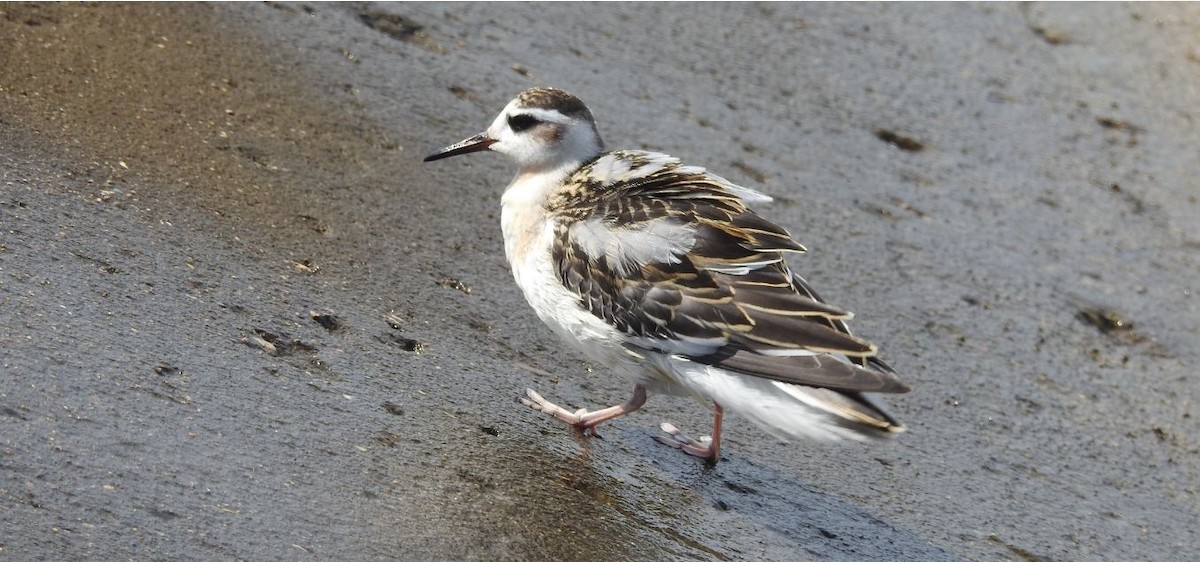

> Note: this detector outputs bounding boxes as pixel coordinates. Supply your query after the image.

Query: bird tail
[650,354,903,443]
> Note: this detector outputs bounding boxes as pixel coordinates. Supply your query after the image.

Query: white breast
[499,171,641,372]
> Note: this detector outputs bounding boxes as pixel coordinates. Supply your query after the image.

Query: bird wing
[550,151,910,395]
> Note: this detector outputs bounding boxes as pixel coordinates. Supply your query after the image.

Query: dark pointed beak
[423,132,497,162]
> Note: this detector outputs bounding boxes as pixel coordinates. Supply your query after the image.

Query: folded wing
[550,151,910,396]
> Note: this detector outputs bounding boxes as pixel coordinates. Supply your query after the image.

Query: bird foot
[520,388,593,430]
[520,386,648,438]
[656,422,717,461]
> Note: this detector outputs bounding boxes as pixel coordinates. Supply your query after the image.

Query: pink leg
[657,403,724,464]
[521,385,647,435]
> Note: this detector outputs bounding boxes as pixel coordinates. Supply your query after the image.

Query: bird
[424,87,910,464]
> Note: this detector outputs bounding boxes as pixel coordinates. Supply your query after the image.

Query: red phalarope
[425,88,910,464]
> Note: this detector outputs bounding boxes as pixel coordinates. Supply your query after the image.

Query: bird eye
[507,114,540,132]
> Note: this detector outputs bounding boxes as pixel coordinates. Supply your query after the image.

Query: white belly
[501,203,626,365]
[498,171,681,394]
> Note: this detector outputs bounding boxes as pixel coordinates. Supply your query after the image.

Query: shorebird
[425,87,910,463]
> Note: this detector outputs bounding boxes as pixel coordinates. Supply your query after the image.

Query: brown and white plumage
[425,87,910,463]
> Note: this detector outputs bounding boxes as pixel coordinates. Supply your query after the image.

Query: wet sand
[2,3,1197,560]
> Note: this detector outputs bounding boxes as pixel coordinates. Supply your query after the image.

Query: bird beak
[423,132,497,162]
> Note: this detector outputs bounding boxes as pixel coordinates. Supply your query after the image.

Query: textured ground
[2,3,1197,560]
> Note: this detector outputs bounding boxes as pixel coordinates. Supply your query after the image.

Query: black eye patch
[507,113,540,132]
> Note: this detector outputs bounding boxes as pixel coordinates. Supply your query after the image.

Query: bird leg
[657,403,723,464]
[521,384,647,436]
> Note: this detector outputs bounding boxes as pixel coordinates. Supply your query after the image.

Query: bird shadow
[601,427,965,561]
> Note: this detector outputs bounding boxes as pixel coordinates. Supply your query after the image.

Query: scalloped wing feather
[548,151,908,395]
